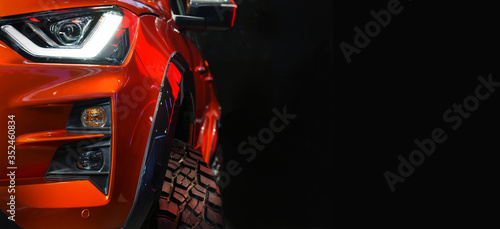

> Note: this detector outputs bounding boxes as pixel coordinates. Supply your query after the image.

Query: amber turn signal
[81,107,106,127]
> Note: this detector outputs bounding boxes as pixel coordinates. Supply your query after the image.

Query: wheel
[147,139,224,229]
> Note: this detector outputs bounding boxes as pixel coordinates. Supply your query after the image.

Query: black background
[197,0,333,228]
[336,0,497,225]
[199,0,497,227]
[4,0,499,228]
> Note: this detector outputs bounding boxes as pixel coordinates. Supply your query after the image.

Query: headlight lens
[51,16,94,46]
[0,6,137,65]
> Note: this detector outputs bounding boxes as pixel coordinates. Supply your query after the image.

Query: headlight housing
[0,6,138,65]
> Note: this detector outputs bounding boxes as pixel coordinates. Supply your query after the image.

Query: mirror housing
[172,0,237,31]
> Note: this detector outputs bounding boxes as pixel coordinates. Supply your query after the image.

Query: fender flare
[121,52,195,228]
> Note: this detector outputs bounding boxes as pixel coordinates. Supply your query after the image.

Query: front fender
[121,52,194,228]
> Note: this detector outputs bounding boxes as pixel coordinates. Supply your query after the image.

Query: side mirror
[172,0,237,31]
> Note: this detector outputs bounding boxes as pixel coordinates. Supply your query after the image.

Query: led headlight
[0,6,138,65]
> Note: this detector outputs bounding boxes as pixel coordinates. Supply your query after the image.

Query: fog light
[81,107,106,127]
[77,150,103,170]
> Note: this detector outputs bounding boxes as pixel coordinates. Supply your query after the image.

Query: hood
[0,0,170,18]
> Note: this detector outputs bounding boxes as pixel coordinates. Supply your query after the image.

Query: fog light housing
[81,107,106,127]
[45,137,112,195]
[46,98,113,195]
[77,150,104,170]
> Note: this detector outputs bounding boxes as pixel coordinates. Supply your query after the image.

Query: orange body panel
[0,1,221,227]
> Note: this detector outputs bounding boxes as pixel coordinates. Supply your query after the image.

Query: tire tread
[154,139,223,229]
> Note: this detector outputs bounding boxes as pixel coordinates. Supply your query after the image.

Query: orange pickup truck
[0,0,236,228]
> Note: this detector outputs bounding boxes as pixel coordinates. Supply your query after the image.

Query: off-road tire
[151,139,224,229]
[209,143,223,187]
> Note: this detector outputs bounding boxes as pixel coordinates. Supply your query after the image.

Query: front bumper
[0,37,163,228]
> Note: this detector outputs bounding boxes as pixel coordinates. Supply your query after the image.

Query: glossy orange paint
[17,130,105,145]
[0,1,222,228]
[0,0,170,19]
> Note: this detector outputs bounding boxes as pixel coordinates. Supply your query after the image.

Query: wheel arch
[170,53,197,146]
[121,51,197,228]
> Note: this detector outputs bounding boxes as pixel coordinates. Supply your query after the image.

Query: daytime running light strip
[0,12,123,59]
